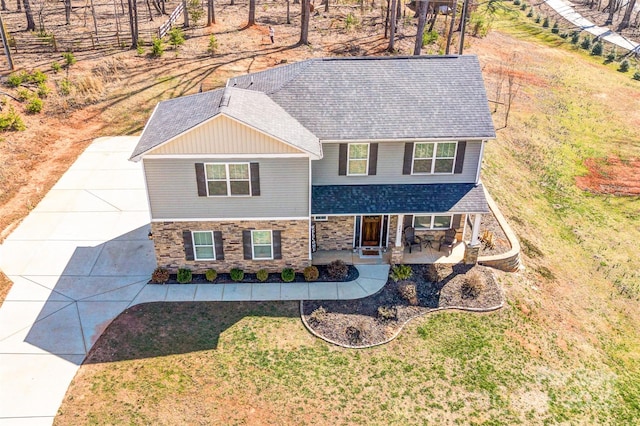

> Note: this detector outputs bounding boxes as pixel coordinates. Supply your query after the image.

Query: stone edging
[478,186,523,272]
[299,290,505,350]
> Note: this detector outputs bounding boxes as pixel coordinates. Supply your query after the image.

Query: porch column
[470,213,482,246]
[391,214,405,264]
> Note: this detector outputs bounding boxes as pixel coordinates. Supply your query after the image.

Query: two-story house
[130,55,496,273]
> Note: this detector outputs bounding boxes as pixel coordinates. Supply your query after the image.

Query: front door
[361,216,382,247]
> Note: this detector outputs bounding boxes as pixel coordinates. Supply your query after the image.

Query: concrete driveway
[0,136,156,425]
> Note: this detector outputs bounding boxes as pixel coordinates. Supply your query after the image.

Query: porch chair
[403,227,422,253]
[438,228,457,256]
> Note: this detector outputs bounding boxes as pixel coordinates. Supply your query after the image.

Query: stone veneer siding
[314,216,354,251]
[151,220,310,273]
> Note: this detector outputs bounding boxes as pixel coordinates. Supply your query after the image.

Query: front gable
[146,115,307,157]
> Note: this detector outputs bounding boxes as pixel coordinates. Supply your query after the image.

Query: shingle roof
[229,56,496,141]
[311,183,489,215]
[131,55,495,160]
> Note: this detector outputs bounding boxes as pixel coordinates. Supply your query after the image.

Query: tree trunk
[127,0,138,48]
[387,0,397,51]
[324,0,328,12]
[23,0,35,31]
[248,0,255,25]
[413,0,428,55]
[17,0,20,12]
[64,0,71,24]
[445,0,457,54]
[145,0,153,21]
[384,0,390,38]
[604,0,619,24]
[618,0,636,30]
[458,0,469,53]
[207,0,215,25]
[428,7,438,32]
[287,0,291,24]
[299,0,309,44]
[91,0,99,38]
[183,0,189,27]
[1,0,6,11]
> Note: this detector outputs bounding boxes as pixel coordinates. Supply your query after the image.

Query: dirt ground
[576,156,640,195]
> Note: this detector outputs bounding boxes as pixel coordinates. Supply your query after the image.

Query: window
[193,231,215,260]
[414,215,452,230]
[205,163,250,196]
[252,230,273,260]
[347,143,369,176]
[412,142,457,174]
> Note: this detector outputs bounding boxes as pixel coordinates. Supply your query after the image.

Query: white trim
[462,213,469,242]
[130,104,160,162]
[151,217,310,222]
[300,211,489,217]
[346,143,370,176]
[192,230,216,261]
[411,141,457,175]
[356,214,384,248]
[471,214,482,246]
[312,215,328,221]
[308,157,313,260]
[142,153,311,160]
[140,158,154,219]
[413,214,454,230]
[251,229,274,260]
[475,140,486,184]
[321,137,488,143]
[384,215,390,247]
[395,214,404,248]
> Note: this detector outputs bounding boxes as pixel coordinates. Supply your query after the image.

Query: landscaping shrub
[345,325,363,345]
[526,8,533,18]
[205,269,217,282]
[535,14,541,24]
[398,281,419,305]
[461,270,485,299]
[591,41,603,56]
[0,106,26,131]
[151,267,170,284]
[559,32,569,39]
[177,268,192,284]
[151,37,164,57]
[207,34,218,55]
[390,264,413,282]
[59,78,72,95]
[480,230,495,250]
[633,71,640,81]
[377,305,398,321]
[37,82,50,98]
[27,70,47,84]
[551,22,559,34]
[542,17,549,28]
[6,72,23,87]
[605,49,616,63]
[422,30,438,47]
[168,27,185,50]
[618,60,630,73]
[16,88,31,101]
[303,265,319,282]
[513,0,520,5]
[570,31,580,44]
[230,268,245,282]
[308,306,327,325]
[424,264,447,283]
[581,36,591,50]
[520,3,527,10]
[25,97,43,114]
[51,61,61,73]
[281,267,295,282]
[327,259,348,280]
[62,52,76,67]
[256,269,269,282]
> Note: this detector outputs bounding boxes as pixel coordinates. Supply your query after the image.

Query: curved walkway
[544,0,640,53]
[0,136,388,425]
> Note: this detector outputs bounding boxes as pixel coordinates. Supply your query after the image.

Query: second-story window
[412,142,457,174]
[205,163,251,196]
[348,143,369,176]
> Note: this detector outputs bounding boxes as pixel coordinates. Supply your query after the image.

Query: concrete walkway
[545,0,640,54]
[0,136,389,425]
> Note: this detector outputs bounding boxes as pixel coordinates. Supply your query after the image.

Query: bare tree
[603,0,621,25]
[414,0,428,55]
[127,0,138,47]
[287,0,290,24]
[248,0,255,25]
[445,0,458,54]
[23,0,36,31]
[387,0,397,51]
[183,0,189,27]
[299,0,310,44]
[207,0,215,25]
[618,0,637,30]
[17,0,21,12]
[64,0,71,24]
[1,0,7,11]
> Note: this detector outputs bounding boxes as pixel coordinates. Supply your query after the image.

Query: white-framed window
[205,163,251,196]
[412,142,457,174]
[193,231,215,260]
[313,215,328,221]
[414,215,453,230]
[251,230,273,260]
[347,143,369,176]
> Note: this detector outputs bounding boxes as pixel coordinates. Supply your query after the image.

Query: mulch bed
[301,264,503,348]
[153,264,359,285]
[465,211,512,257]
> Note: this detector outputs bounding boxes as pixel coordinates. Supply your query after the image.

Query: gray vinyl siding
[144,157,309,219]
[312,141,481,185]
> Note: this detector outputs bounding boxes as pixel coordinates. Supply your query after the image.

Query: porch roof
[311,183,489,215]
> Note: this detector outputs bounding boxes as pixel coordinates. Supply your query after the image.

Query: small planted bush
[526,8,533,18]
[570,31,580,44]
[281,267,295,283]
[167,27,185,50]
[520,3,527,10]
[398,281,419,305]
[377,305,397,321]
[542,17,549,27]
[308,306,327,325]
[618,60,630,73]
[37,82,50,98]
[461,270,485,299]
[207,34,218,56]
[59,78,72,95]
[513,0,521,5]
[177,268,192,284]
[390,264,412,282]
[25,97,43,114]
[551,22,559,34]
[345,325,363,345]
[151,37,164,57]
[6,72,24,87]
[151,267,170,284]
[591,41,603,56]
[51,61,62,73]
[605,49,616,63]
[303,265,319,282]
[0,106,26,131]
[581,36,591,50]
[256,269,269,282]
[633,71,640,81]
[230,268,245,282]
[424,264,446,283]
[535,14,541,24]
[327,259,348,281]
[205,269,217,282]
[559,32,569,39]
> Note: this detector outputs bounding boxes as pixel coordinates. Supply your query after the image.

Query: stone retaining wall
[152,219,310,273]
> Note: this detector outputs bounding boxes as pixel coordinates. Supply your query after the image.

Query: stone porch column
[391,214,405,264]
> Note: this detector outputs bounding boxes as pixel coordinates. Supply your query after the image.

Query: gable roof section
[311,183,489,215]
[130,87,320,161]
[228,55,496,141]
